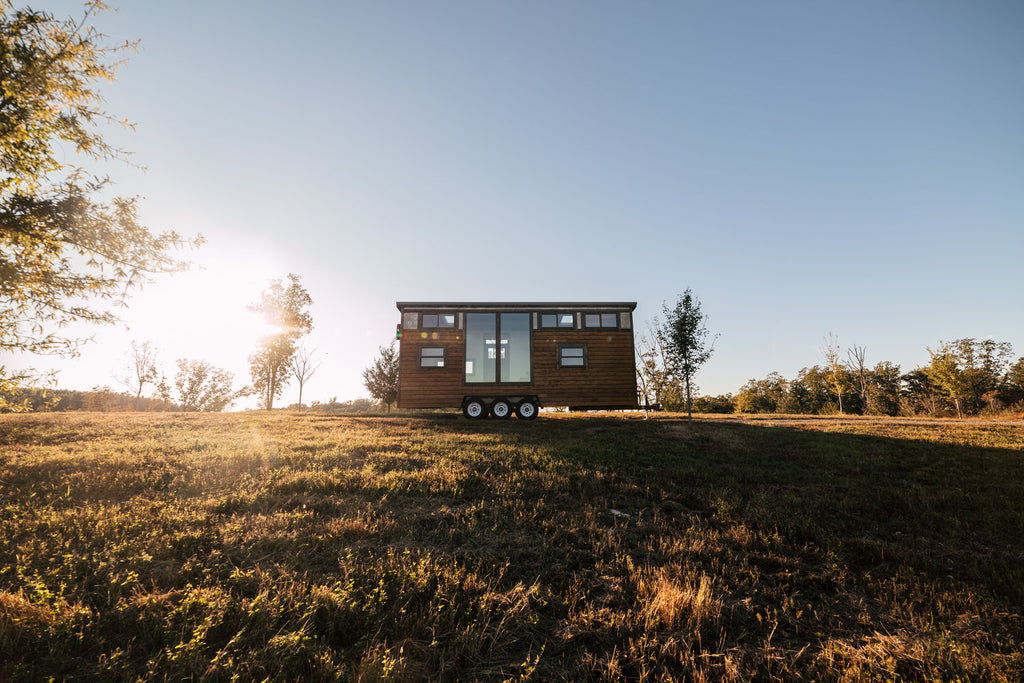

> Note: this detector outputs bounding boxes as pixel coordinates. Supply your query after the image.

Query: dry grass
[0,411,1021,680]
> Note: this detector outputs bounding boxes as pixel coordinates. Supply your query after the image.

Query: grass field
[1,411,1022,681]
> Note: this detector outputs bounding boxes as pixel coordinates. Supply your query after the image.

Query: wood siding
[397,312,637,410]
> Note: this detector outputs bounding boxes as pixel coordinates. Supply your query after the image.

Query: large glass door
[465,313,496,383]
[465,313,531,384]
[499,313,531,383]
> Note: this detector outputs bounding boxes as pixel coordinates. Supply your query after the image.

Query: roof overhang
[396,301,637,312]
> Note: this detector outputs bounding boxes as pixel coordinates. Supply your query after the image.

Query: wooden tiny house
[396,302,638,418]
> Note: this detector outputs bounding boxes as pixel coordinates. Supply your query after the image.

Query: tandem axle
[460,395,540,420]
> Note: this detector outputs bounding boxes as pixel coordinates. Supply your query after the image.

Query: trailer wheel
[515,399,539,420]
[463,398,486,419]
[490,399,512,419]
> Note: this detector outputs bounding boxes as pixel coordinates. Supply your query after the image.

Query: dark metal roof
[396,301,637,311]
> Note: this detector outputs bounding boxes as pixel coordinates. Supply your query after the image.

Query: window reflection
[500,313,531,383]
[465,314,497,383]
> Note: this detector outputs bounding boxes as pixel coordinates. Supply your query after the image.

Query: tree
[173,359,242,412]
[846,344,869,414]
[656,290,717,420]
[901,368,943,416]
[925,345,969,418]
[784,366,833,414]
[1000,357,1024,407]
[635,318,674,412]
[289,346,321,407]
[116,340,158,398]
[248,274,313,410]
[734,373,788,414]
[0,3,199,407]
[866,361,902,416]
[820,333,850,414]
[362,342,399,413]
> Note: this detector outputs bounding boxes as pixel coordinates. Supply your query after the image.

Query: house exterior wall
[395,302,638,410]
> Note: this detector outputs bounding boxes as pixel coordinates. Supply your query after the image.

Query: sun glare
[125,248,287,375]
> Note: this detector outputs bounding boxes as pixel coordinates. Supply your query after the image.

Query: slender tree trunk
[685,377,693,421]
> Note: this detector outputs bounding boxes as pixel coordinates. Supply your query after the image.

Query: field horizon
[1,410,1021,680]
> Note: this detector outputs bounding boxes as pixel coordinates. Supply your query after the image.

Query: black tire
[463,398,486,419]
[515,399,539,420]
[490,399,512,419]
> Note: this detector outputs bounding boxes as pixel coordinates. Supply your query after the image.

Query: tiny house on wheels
[395,302,638,419]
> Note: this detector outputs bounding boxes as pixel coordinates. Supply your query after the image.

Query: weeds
[0,411,1021,680]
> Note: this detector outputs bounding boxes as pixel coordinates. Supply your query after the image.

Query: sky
[9,0,1024,409]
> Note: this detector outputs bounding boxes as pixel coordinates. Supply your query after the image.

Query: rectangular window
[419,347,446,368]
[584,312,619,329]
[421,313,455,328]
[540,312,575,328]
[559,344,586,368]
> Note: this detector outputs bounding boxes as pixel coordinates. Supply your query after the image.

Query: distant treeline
[1,388,386,414]
[1,387,178,413]
[691,344,1024,418]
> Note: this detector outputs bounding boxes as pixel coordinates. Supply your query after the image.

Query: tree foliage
[0,2,199,407]
[734,372,789,414]
[925,338,1013,418]
[362,342,399,412]
[1001,357,1024,407]
[173,359,241,412]
[248,274,313,410]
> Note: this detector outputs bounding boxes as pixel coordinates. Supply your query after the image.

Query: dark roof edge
[396,301,637,311]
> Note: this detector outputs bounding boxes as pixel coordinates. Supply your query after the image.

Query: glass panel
[440,314,455,327]
[500,313,531,383]
[420,347,444,367]
[465,314,496,383]
[560,345,585,367]
[558,313,574,327]
[601,313,617,328]
[421,314,438,328]
[584,313,601,328]
[541,314,556,328]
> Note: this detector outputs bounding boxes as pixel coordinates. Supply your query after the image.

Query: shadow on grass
[2,412,1021,680]
[439,415,1024,603]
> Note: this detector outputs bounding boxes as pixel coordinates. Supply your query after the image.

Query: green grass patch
[1,412,1021,680]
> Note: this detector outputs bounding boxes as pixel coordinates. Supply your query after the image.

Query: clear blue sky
[15,1,1024,407]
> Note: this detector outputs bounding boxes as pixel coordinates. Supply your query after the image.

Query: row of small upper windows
[421,313,456,328]
[413,312,627,330]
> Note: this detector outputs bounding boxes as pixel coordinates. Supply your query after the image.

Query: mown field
[1,411,1021,681]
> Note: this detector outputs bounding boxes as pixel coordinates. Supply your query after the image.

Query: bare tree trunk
[685,377,693,421]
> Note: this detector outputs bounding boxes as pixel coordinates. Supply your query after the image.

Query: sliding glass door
[465,313,531,384]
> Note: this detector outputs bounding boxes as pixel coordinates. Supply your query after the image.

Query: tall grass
[1,411,1021,680]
